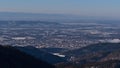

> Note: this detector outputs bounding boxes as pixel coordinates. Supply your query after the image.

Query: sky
[0,0,120,18]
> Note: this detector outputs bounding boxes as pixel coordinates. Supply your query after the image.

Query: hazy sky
[0,0,120,18]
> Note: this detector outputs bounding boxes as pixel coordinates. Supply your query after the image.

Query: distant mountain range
[0,21,61,28]
[0,12,120,24]
[0,12,83,21]
[0,12,105,22]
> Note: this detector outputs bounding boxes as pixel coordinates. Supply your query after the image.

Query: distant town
[0,21,120,49]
